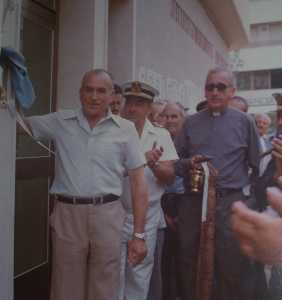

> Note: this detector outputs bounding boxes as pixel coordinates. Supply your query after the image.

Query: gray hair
[163,101,186,118]
[206,67,236,87]
[255,113,271,125]
[81,69,114,90]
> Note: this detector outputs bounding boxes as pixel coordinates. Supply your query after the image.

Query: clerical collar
[212,111,221,117]
[208,107,227,117]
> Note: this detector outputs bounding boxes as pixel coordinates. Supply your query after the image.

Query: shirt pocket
[88,138,125,169]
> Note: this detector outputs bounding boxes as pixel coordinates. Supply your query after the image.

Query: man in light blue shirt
[26,69,148,300]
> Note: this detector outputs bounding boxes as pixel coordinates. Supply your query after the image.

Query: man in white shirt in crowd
[119,81,178,300]
[255,113,272,176]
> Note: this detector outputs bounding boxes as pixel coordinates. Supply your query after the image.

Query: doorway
[14,1,58,299]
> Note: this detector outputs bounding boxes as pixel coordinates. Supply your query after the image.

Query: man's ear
[230,87,236,97]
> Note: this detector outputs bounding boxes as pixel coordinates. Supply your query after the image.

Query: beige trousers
[50,200,125,300]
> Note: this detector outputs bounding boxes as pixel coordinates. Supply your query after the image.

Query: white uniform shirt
[28,109,145,197]
[121,120,178,230]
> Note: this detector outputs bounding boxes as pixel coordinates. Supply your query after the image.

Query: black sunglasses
[205,83,229,92]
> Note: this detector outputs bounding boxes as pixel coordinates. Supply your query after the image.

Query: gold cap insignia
[131,81,142,93]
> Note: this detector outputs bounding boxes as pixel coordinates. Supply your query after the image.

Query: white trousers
[118,220,158,300]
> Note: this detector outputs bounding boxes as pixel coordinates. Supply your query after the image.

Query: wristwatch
[133,232,146,240]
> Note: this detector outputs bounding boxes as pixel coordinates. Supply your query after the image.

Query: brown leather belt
[55,194,119,205]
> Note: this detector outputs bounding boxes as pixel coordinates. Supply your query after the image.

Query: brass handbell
[190,167,204,193]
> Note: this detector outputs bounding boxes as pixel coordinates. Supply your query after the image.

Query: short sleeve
[27,113,57,141]
[124,124,146,170]
[157,129,178,162]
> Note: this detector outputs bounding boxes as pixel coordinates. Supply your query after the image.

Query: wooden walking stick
[195,162,218,300]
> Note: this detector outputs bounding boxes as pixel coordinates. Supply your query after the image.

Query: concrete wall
[134,0,228,111]
[57,0,109,109]
[108,0,135,83]
[269,22,282,42]
[233,0,250,37]
[233,0,250,34]
[250,22,282,45]
[108,0,229,111]
[232,43,282,114]
[200,0,250,49]
[249,0,282,24]
[57,0,95,109]
[233,1,282,114]
[0,0,19,299]
[237,44,282,71]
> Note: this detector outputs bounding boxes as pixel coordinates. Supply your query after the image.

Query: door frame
[0,1,58,299]
[0,1,22,300]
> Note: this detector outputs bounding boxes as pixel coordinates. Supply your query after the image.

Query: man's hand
[145,141,163,169]
[231,178,282,265]
[184,154,211,170]
[165,214,178,231]
[127,238,147,266]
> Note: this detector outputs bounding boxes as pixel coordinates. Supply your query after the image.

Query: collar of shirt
[67,108,121,134]
[208,107,228,117]
[260,136,267,152]
[140,119,158,143]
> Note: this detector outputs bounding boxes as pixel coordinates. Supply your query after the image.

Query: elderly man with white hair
[255,113,272,176]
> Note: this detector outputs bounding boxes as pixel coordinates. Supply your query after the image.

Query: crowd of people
[24,67,282,300]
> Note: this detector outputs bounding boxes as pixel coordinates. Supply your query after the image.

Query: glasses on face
[205,83,229,92]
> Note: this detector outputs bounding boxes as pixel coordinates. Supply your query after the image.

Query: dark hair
[231,96,249,112]
[196,100,208,112]
[114,83,122,95]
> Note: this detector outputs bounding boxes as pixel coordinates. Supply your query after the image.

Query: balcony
[200,0,250,49]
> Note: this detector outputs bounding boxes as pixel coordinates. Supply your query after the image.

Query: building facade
[0,1,249,299]
[232,0,282,116]
[108,0,249,111]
